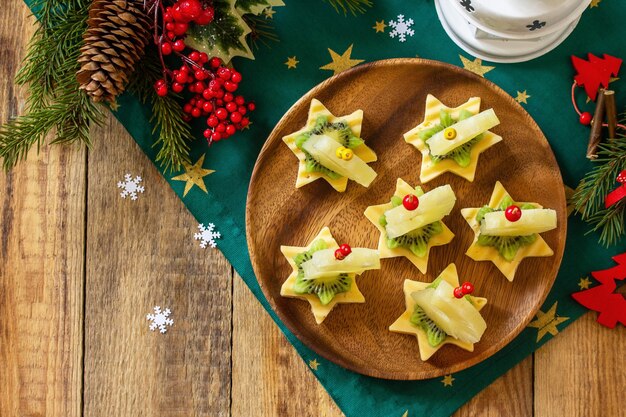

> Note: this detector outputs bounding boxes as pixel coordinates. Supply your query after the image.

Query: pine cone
[77,0,151,103]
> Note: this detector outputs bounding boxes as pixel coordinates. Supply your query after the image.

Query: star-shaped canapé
[461,181,554,282]
[280,227,365,324]
[404,95,502,183]
[389,263,488,361]
[171,154,215,197]
[282,99,377,192]
[364,178,454,273]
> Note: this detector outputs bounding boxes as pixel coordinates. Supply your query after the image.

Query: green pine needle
[572,119,626,246]
[322,0,372,15]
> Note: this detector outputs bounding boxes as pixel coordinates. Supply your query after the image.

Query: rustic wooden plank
[0,2,86,416]
[454,357,533,417]
[231,272,344,417]
[535,312,626,417]
[82,116,232,417]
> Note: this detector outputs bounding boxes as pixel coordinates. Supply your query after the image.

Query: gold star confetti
[373,20,387,33]
[320,44,364,76]
[462,182,554,282]
[590,0,601,7]
[528,301,569,342]
[389,264,488,361]
[441,375,455,387]
[280,227,366,323]
[401,411,409,417]
[460,55,495,77]
[578,277,592,290]
[171,154,215,197]
[308,359,320,370]
[285,56,299,69]
[109,100,120,111]
[263,7,276,18]
[515,90,531,104]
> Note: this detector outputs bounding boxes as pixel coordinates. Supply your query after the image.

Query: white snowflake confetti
[389,14,415,42]
[146,306,174,334]
[117,173,145,200]
[194,223,221,248]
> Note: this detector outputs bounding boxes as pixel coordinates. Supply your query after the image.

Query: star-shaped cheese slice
[404,95,503,183]
[389,263,488,361]
[364,178,454,273]
[282,99,377,192]
[280,226,365,324]
[461,181,554,282]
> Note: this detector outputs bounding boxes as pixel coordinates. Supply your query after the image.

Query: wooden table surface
[1,2,625,416]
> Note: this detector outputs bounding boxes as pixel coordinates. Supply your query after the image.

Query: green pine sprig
[572,119,626,246]
[323,0,373,15]
[126,45,193,172]
[0,0,104,171]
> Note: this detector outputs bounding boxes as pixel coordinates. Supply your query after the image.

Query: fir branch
[572,118,626,246]
[0,0,105,171]
[322,0,372,15]
[127,46,193,172]
[243,13,279,50]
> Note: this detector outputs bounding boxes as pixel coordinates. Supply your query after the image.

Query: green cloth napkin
[33,1,626,415]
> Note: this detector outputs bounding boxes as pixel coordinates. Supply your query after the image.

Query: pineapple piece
[426,109,500,156]
[301,248,380,280]
[384,184,456,239]
[301,134,377,187]
[480,209,557,237]
[411,280,487,344]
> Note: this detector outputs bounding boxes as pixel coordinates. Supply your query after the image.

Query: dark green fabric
[29,1,625,416]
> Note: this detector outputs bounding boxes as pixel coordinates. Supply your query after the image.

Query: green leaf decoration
[186,0,254,64]
[236,0,284,15]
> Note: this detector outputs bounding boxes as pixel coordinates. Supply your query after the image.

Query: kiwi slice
[304,152,342,179]
[410,304,448,347]
[418,110,483,167]
[477,234,537,261]
[295,116,364,180]
[386,221,443,257]
[292,239,352,305]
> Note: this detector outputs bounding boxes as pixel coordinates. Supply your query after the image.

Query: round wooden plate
[246,58,566,380]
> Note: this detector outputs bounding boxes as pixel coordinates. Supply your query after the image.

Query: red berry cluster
[334,244,352,260]
[161,53,253,143]
[453,282,475,299]
[152,0,255,145]
[160,0,214,56]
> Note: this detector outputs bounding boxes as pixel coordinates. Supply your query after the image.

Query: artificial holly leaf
[572,252,626,328]
[236,0,284,15]
[186,0,254,64]
[571,53,622,101]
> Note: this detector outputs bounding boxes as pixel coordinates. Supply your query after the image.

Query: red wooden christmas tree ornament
[572,252,626,328]
[571,53,622,101]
